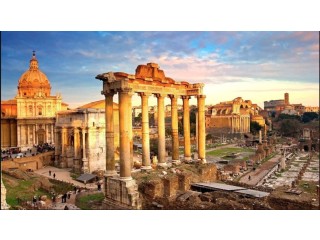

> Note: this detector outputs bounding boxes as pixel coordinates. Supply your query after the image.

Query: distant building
[206,97,265,134]
[54,100,119,173]
[264,92,318,116]
[1,52,68,148]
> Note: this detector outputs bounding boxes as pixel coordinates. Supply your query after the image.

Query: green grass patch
[298,181,318,194]
[49,179,74,195]
[2,174,49,208]
[70,172,81,180]
[207,147,254,157]
[76,193,105,210]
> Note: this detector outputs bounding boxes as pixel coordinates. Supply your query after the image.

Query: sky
[1,31,319,109]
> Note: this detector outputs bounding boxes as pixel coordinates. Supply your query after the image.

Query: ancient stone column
[26,125,29,145]
[61,127,66,157]
[74,128,79,159]
[197,95,206,163]
[128,92,134,168]
[139,92,152,170]
[155,94,166,167]
[119,88,133,180]
[82,128,89,173]
[169,94,180,164]
[182,96,191,161]
[17,124,21,146]
[104,92,116,176]
[33,125,36,145]
[51,124,54,144]
[54,128,60,165]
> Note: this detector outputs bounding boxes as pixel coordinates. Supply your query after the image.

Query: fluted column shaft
[81,128,89,173]
[104,92,116,176]
[182,96,191,161]
[128,92,134,168]
[74,128,79,159]
[62,127,67,156]
[155,94,166,166]
[169,95,180,163]
[119,89,133,179]
[140,93,152,170]
[197,95,206,163]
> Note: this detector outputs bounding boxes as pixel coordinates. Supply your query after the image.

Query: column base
[157,162,168,169]
[141,165,153,172]
[82,158,89,173]
[172,159,181,165]
[198,158,207,164]
[105,170,118,177]
[103,176,141,209]
[184,156,192,163]
[119,176,133,181]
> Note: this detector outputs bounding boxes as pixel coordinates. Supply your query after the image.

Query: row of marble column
[104,89,206,180]
[17,123,54,146]
[55,127,88,172]
[230,116,250,133]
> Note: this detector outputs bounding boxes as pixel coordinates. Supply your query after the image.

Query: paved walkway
[33,166,103,210]
[239,154,281,186]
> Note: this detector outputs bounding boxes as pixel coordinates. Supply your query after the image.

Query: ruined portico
[96,63,206,209]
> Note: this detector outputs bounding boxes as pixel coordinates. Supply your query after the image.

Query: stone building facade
[1,52,68,148]
[54,100,119,173]
[206,97,264,133]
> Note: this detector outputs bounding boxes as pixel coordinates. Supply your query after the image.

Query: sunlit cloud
[1,31,319,109]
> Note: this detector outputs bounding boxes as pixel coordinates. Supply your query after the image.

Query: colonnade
[103,89,206,180]
[55,126,89,172]
[230,115,250,133]
[17,123,55,146]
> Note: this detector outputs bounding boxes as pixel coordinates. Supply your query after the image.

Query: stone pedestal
[73,159,81,173]
[103,176,141,210]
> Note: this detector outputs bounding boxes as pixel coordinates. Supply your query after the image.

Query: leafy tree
[277,113,300,121]
[301,112,319,123]
[279,119,301,137]
[250,121,262,135]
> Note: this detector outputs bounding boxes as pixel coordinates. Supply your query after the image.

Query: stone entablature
[96,63,204,97]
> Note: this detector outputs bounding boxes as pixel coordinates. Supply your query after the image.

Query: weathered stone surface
[1,177,10,210]
[103,177,141,209]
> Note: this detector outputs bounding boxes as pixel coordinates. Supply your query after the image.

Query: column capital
[74,127,80,133]
[197,94,206,99]
[101,90,115,97]
[154,93,166,99]
[168,94,179,100]
[118,87,133,94]
[181,95,191,100]
[138,92,151,98]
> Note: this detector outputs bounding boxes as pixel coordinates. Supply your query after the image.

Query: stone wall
[1,151,54,171]
[137,163,218,201]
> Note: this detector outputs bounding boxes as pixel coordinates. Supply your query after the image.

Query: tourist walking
[74,186,77,194]
[67,192,71,199]
[248,175,251,181]
[49,170,51,176]
[53,173,56,179]
[97,183,101,191]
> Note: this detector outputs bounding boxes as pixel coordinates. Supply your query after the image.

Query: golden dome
[17,51,51,97]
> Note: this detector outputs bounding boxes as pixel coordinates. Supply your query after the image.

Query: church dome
[17,51,51,97]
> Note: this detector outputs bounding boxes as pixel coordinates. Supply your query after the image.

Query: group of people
[61,192,71,203]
